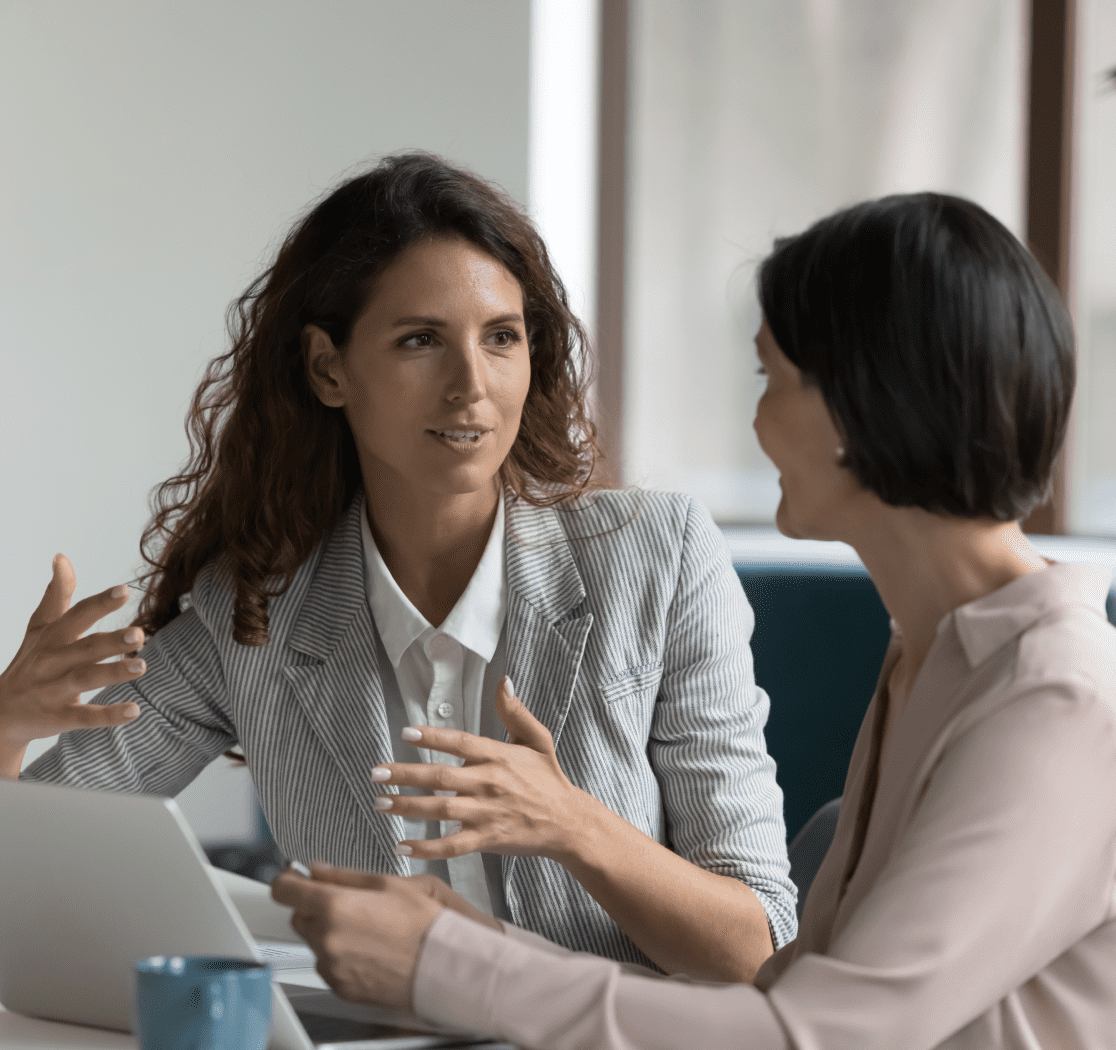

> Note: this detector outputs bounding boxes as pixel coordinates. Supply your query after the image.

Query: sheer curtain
[1074,0,1116,534]
[623,0,1027,521]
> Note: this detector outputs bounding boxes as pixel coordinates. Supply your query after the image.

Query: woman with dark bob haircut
[1,152,796,980]
[272,192,1116,1050]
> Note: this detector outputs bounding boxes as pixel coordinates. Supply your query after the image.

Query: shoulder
[181,523,336,646]
[1015,599,1116,713]
[542,486,717,551]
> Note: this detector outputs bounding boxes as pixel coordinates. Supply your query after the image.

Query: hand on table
[0,555,145,759]
[270,864,493,1008]
[370,676,597,864]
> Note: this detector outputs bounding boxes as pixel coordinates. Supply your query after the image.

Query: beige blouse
[412,562,1116,1049]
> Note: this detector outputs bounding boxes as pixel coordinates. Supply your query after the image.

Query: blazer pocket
[600,663,664,705]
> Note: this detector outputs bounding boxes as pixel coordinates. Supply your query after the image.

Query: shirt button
[436,701,454,719]
[429,634,454,658]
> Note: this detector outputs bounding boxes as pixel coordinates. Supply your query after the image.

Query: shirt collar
[947,561,1113,667]
[359,489,507,668]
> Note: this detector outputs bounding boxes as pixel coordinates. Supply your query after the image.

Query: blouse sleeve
[650,496,798,947]
[19,604,236,796]
[414,676,1116,1050]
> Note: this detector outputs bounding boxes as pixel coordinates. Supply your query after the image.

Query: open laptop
[0,778,504,1049]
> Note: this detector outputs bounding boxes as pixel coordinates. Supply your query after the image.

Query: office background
[2,0,1114,846]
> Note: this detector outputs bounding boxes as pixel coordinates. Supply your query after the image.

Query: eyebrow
[392,313,525,328]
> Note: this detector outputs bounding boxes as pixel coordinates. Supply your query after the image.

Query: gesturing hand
[0,555,145,754]
[370,677,598,865]
[271,863,449,1009]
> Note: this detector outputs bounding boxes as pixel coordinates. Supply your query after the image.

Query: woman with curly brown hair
[0,152,796,980]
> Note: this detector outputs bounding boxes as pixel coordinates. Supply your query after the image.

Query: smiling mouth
[430,429,483,442]
[427,429,489,450]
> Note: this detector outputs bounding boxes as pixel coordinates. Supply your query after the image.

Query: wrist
[548,786,612,871]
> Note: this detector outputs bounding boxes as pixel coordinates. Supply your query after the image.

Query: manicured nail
[127,659,145,673]
[111,584,129,599]
[371,767,391,782]
[394,844,413,856]
[288,861,311,878]
[123,628,142,645]
[123,704,140,719]
[374,797,393,811]
[401,727,422,742]
[503,676,515,698]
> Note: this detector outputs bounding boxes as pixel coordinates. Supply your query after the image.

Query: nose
[444,336,486,404]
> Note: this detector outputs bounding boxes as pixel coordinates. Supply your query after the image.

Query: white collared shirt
[360,492,509,918]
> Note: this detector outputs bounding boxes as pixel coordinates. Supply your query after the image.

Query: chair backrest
[735,564,890,841]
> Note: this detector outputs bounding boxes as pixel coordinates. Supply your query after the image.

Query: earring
[835,446,845,459]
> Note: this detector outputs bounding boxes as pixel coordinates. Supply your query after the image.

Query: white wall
[1,0,531,841]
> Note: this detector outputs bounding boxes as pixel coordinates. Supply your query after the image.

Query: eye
[488,329,521,348]
[400,331,436,348]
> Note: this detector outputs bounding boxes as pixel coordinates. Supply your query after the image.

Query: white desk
[0,969,327,1049]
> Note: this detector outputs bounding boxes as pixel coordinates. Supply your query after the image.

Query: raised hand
[0,554,146,769]
[369,677,600,865]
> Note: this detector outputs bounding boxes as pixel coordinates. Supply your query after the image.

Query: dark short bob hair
[757,192,1075,521]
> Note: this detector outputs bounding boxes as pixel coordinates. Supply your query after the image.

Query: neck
[363,466,501,624]
[840,503,1048,691]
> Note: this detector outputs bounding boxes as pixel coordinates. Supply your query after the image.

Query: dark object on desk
[205,840,288,884]
[736,565,890,842]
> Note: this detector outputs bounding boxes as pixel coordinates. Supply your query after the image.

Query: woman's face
[753,318,861,540]
[304,235,532,503]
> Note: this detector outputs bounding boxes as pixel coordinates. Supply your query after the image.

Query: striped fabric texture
[23,486,798,963]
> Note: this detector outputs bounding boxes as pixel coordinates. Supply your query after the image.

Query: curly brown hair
[130,152,609,647]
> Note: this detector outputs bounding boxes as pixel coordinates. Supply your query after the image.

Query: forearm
[557,790,774,982]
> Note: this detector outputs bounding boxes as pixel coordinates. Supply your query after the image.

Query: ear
[302,324,347,408]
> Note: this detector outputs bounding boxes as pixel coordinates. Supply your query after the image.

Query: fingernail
[394,844,413,856]
[401,727,422,742]
[505,676,515,697]
[288,861,311,878]
[371,767,391,782]
[123,628,142,644]
[127,659,145,673]
[123,705,140,719]
[111,584,129,599]
[374,797,393,811]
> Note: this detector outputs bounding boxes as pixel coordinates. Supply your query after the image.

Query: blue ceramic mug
[132,955,271,1050]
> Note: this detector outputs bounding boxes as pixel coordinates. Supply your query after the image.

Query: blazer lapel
[282,492,409,875]
[501,488,594,897]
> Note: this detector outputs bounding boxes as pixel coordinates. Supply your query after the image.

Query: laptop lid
[0,779,484,1049]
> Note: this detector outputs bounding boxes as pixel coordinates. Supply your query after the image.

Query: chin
[774,496,802,539]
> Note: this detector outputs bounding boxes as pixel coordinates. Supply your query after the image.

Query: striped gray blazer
[23,487,798,963]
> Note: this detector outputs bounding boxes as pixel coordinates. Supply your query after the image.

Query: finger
[48,653,148,702]
[54,583,136,644]
[272,869,335,911]
[372,761,474,793]
[375,794,486,822]
[398,724,497,763]
[26,554,77,633]
[494,676,554,753]
[397,829,486,861]
[307,863,392,891]
[56,698,142,730]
